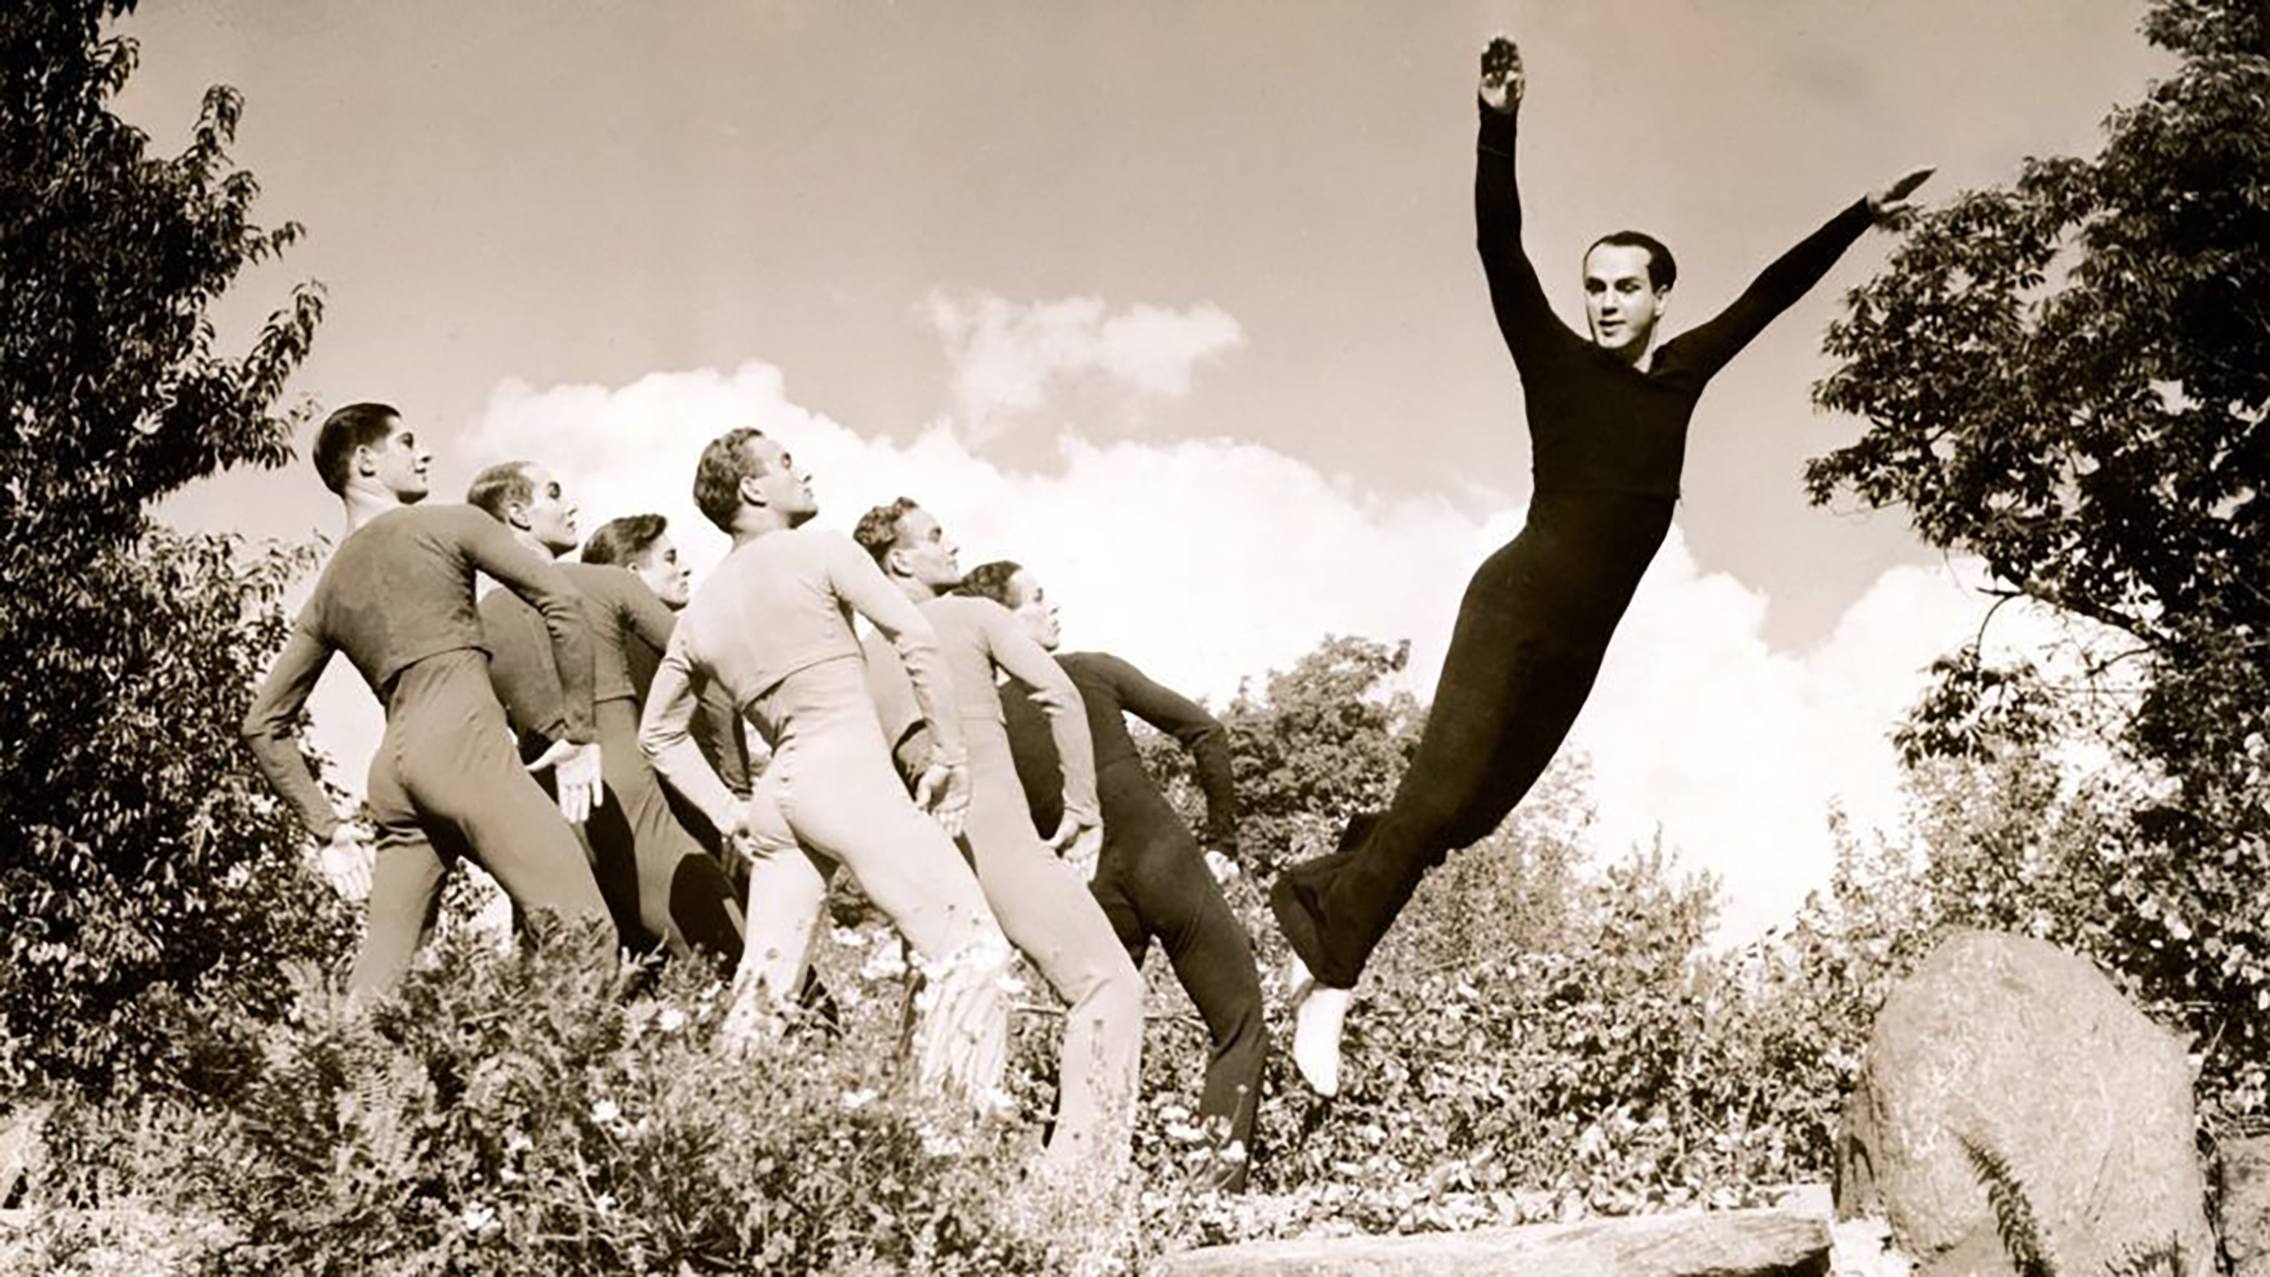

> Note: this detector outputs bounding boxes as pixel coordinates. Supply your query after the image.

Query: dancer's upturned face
[365,419,432,503]
[1007,569,1060,652]
[631,534,692,609]
[1582,243,1669,356]
[891,507,962,590]
[745,437,819,525]
[520,464,581,555]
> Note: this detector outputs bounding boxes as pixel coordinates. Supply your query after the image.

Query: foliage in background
[1807,0,2270,1120]
[0,0,348,1101]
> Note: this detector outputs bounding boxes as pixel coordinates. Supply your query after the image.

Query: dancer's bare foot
[1480,34,1525,115]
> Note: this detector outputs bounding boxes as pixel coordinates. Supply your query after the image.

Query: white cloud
[924,293,1245,438]
[292,357,2094,944]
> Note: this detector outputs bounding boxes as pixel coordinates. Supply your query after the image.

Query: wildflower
[658,1007,686,1033]
[504,1132,533,1155]
[591,1099,621,1125]
[594,1193,617,1212]
[840,1088,878,1110]
[460,1203,498,1235]
[1218,1140,1248,1165]
[921,1132,963,1158]
[861,944,908,982]
[1164,1121,1206,1144]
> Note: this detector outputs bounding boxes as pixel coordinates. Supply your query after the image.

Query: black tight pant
[1271,490,1672,988]
[1090,763,1266,1189]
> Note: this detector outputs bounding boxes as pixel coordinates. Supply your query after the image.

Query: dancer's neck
[727,508,793,550]
[340,485,407,534]
[511,527,564,560]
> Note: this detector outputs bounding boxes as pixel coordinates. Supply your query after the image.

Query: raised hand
[1479,34,1524,114]
[1868,167,1936,224]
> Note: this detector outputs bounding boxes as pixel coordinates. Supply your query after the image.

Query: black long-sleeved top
[1477,100,1875,499]
[1003,651,1238,851]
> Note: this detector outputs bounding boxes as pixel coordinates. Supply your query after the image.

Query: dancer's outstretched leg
[1272,501,1645,1089]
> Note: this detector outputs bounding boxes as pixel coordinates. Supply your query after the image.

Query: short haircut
[582,513,669,566]
[1586,230,1678,291]
[853,497,922,568]
[311,402,401,494]
[955,560,1026,609]
[692,427,771,533]
[465,461,535,523]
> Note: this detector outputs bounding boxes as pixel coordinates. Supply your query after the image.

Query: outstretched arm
[1474,35,1561,370]
[240,620,344,841]
[1095,654,1238,853]
[1673,169,1931,380]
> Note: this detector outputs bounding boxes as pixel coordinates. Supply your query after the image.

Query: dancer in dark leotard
[583,515,757,854]
[241,404,615,995]
[467,464,745,968]
[962,560,1267,1192]
[1267,36,1933,1094]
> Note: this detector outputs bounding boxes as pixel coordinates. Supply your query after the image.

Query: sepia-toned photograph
[1,1,2263,1272]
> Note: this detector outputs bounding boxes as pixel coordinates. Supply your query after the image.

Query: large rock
[2222,1134,2270,1277]
[1153,1208,1830,1276]
[1834,930,2214,1275]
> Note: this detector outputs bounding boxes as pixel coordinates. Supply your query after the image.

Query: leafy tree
[1806,0,2270,1117]
[0,0,348,1100]
[1134,635,1422,872]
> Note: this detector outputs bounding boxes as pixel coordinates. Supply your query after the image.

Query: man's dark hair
[465,461,535,523]
[853,497,922,568]
[955,559,1025,609]
[311,402,401,495]
[1586,230,1678,291]
[692,427,771,533]
[582,513,669,566]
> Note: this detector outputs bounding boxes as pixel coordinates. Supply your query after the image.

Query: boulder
[2221,1133,2270,1277]
[1152,1208,1830,1276]
[1834,929,2214,1275]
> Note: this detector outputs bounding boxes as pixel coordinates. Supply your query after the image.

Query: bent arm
[1476,99,1560,368]
[613,571,679,654]
[637,633,741,833]
[1674,198,1875,379]
[1102,655,1237,849]
[462,513,598,744]
[240,622,342,840]
[826,538,968,764]
[985,614,1099,828]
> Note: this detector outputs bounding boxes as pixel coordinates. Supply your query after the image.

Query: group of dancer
[240,35,1930,1187]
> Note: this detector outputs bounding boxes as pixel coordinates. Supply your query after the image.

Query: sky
[118,1,2170,940]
